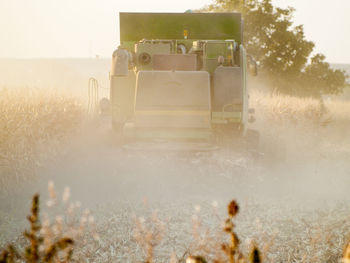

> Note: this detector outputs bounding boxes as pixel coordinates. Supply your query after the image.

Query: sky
[0,0,349,63]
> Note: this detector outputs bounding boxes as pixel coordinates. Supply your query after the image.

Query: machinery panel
[110,70,136,124]
[135,42,171,70]
[213,66,243,111]
[153,54,197,71]
[134,71,211,128]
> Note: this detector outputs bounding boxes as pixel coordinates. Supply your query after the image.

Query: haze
[0,0,349,63]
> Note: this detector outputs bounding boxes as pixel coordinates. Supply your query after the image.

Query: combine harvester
[109,12,259,153]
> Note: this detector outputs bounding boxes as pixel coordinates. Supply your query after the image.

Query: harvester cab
[110,12,259,151]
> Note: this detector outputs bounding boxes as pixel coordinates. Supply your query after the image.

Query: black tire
[99,98,111,115]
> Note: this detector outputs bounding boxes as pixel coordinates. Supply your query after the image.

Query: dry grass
[250,89,350,130]
[0,88,83,192]
[324,99,350,122]
[250,90,324,128]
[249,90,350,160]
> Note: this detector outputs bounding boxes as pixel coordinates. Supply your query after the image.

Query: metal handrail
[87,77,99,116]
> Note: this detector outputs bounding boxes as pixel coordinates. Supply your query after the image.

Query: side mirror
[111,47,129,77]
[247,55,258,76]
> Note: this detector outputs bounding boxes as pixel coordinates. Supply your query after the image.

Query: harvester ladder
[87,77,99,116]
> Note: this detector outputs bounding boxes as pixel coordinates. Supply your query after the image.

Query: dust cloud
[1,59,350,261]
[4,89,344,215]
[10,108,346,261]
[35,107,349,209]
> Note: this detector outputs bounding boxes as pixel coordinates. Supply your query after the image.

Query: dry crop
[0,88,83,192]
[250,89,350,132]
[250,90,324,128]
[249,89,350,159]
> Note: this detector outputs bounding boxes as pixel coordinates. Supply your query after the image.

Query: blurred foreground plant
[187,200,261,263]
[0,181,99,263]
[2,195,349,262]
[134,200,262,263]
[343,243,350,263]
[134,210,166,263]
[0,194,74,263]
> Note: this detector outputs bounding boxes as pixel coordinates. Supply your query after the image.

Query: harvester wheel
[99,98,111,115]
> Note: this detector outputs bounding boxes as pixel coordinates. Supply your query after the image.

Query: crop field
[0,88,83,193]
[1,86,350,262]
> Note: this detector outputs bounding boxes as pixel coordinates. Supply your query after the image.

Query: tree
[203,0,349,96]
[303,54,348,95]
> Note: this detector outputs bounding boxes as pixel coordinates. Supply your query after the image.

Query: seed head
[186,256,207,263]
[227,200,239,217]
[62,186,70,203]
[249,246,261,263]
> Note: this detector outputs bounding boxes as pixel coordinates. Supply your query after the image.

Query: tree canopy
[203,0,349,97]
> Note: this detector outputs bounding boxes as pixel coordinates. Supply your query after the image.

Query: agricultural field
[1,67,350,262]
[2,0,350,259]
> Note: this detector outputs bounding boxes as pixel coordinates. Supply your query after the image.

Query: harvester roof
[119,12,242,44]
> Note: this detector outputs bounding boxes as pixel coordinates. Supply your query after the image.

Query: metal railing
[87,77,99,116]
